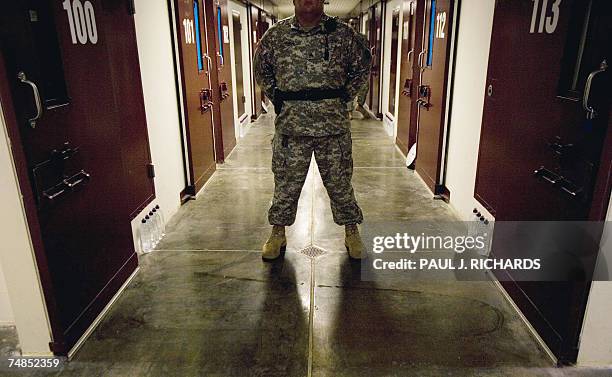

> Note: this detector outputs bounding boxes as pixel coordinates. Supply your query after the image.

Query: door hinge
[147,163,155,178]
[128,0,136,15]
[49,341,67,355]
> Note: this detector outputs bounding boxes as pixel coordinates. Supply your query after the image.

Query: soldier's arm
[344,30,372,103]
[253,31,276,101]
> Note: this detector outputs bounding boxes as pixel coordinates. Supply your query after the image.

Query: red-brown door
[368,3,384,118]
[174,0,216,195]
[231,10,246,120]
[395,0,419,155]
[387,8,401,117]
[474,0,611,362]
[249,5,262,120]
[414,0,454,194]
[0,0,153,354]
[208,0,236,162]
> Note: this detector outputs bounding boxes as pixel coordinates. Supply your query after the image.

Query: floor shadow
[312,253,551,376]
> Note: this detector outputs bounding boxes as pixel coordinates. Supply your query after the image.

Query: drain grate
[298,246,327,259]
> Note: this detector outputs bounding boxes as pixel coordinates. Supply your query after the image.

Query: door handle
[203,54,214,93]
[17,71,43,128]
[583,59,608,120]
[417,50,426,70]
[216,52,224,66]
[203,53,212,73]
[407,49,414,63]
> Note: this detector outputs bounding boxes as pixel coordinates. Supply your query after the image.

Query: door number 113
[530,0,561,34]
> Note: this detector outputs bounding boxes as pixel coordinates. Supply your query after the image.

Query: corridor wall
[577,198,612,366]
[131,0,185,230]
[444,0,495,220]
[0,102,52,355]
[0,264,12,324]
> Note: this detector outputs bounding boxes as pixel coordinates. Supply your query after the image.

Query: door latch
[417,85,432,109]
[402,79,413,97]
[199,89,213,113]
[219,82,230,101]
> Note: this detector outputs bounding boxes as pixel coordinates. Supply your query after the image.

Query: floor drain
[298,246,327,259]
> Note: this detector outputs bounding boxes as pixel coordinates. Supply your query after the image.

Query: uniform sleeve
[253,31,276,101]
[345,30,372,103]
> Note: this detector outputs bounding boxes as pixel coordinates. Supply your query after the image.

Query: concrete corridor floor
[3,113,612,377]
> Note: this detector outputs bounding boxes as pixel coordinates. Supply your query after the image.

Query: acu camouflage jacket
[253,14,372,137]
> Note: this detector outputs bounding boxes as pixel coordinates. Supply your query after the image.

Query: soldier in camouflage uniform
[253,0,372,261]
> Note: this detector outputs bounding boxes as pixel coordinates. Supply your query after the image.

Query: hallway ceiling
[271,0,365,18]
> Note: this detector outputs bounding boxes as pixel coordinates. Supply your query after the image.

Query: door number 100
[530,0,561,34]
[62,0,98,44]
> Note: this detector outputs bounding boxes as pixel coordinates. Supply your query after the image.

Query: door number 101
[530,0,561,34]
[62,0,98,44]
[183,19,195,44]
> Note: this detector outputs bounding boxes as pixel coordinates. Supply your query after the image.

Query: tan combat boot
[262,225,287,261]
[345,224,366,259]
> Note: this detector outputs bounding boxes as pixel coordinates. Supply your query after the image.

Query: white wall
[0,264,13,324]
[445,0,495,221]
[131,0,186,251]
[228,1,253,138]
[578,197,612,366]
[0,102,53,355]
[381,0,403,137]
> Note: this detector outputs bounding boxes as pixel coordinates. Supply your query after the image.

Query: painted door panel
[212,0,236,160]
[388,7,401,117]
[249,5,262,119]
[174,0,216,194]
[475,0,611,363]
[368,3,383,118]
[396,0,419,154]
[231,10,245,119]
[414,0,454,193]
[0,0,151,354]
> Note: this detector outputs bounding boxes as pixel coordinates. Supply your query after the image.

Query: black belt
[274,88,348,101]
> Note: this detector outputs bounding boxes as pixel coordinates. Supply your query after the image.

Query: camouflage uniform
[254,14,372,226]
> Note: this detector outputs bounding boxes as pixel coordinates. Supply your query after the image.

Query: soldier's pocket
[271,135,288,175]
[337,132,353,174]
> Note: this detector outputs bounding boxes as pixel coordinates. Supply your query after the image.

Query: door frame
[227,0,252,138]
[381,0,404,139]
[414,0,457,197]
[0,52,61,352]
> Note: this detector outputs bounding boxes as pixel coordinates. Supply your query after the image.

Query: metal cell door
[395,0,419,155]
[474,0,611,363]
[368,3,383,118]
[414,0,454,194]
[174,0,217,195]
[210,0,236,160]
[0,0,150,354]
[232,10,246,119]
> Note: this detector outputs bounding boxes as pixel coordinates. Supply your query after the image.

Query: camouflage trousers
[268,132,363,226]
